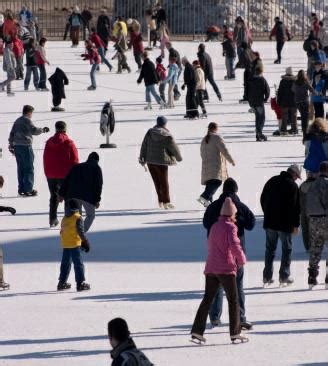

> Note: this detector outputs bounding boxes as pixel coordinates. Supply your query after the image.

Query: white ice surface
[0,41,327,366]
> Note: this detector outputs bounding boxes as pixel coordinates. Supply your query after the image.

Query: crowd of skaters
[0,1,328,362]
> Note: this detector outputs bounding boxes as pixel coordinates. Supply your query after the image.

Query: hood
[110,338,136,359]
[148,126,172,142]
[281,75,296,81]
[280,171,293,180]
[47,132,70,146]
[305,131,328,142]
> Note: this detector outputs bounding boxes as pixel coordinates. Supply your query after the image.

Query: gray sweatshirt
[8,116,43,146]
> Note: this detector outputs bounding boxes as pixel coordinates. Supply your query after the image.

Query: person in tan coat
[193,60,207,117]
[198,123,235,207]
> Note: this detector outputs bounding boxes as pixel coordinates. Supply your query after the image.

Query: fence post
[193,0,196,41]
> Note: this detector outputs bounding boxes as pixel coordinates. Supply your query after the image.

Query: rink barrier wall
[0,0,327,40]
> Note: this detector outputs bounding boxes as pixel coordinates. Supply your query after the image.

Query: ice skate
[163,203,175,210]
[51,106,65,112]
[7,92,15,97]
[197,196,210,207]
[210,319,221,328]
[159,100,166,109]
[200,112,207,119]
[279,277,294,288]
[57,282,71,291]
[158,202,164,209]
[263,278,274,288]
[50,219,59,228]
[87,85,96,90]
[77,282,91,292]
[231,333,249,344]
[0,282,10,291]
[241,321,253,331]
[144,102,152,111]
[190,333,206,344]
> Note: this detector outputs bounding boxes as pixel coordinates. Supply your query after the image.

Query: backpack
[121,349,154,366]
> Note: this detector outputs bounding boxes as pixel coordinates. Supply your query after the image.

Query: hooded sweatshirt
[43,132,79,179]
[139,126,182,166]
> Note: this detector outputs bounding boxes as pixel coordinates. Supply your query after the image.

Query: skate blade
[190,338,205,345]
[309,284,316,290]
[231,338,249,344]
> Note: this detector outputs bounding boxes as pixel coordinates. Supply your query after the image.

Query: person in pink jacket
[191,197,248,344]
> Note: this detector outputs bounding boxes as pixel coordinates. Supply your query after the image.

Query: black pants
[313,102,325,118]
[243,69,251,101]
[276,41,285,61]
[38,64,47,89]
[296,101,309,136]
[147,164,170,203]
[204,73,221,100]
[52,93,62,107]
[134,53,142,69]
[196,90,206,114]
[254,105,265,137]
[201,179,221,202]
[186,86,198,117]
[47,178,64,223]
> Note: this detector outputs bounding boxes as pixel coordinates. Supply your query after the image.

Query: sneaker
[24,190,38,197]
[197,196,211,207]
[50,219,59,228]
[77,282,91,292]
[241,321,253,331]
[0,282,10,291]
[159,100,166,109]
[57,282,71,291]
[87,85,96,90]
[279,277,294,287]
[163,203,175,210]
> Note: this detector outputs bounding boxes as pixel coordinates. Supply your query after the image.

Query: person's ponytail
[205,122,218,144]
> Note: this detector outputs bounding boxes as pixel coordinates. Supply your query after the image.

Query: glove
[81,239,90,253]
[6,207,16,215]
[43,127,50,133]
[181,84,185,91]
[8,145,15,155]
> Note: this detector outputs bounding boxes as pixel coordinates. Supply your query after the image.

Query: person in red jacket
[129,30,144,71]
[89,27,112,71]
[12,36,24,80]
[81,39,101,90]
[43,121,79,227]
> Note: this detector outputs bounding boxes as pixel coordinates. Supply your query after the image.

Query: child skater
[156,56,167,103]
[81,39,101,90]
[112,44,131,74]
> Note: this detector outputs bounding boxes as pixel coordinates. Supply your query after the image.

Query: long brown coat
[200,133,234,185]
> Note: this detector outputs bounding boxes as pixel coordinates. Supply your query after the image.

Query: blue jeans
[209,236,246,323]
[90,63,98,88]
[201,179,222,202]
[14,145,34,193]
[98,47,112,70]
[145,84,162,104]
[254,105,265,136]
[59,247,85,285]
[24,66,39,89]
[37,64,47,89]
[225,57,235,78]
[263,229,293,281]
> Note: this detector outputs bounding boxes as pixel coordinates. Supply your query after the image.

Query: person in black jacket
[24,38,39,91]
[248,66,270,141]
[166,42,182,100]
[0,176,16,291]
[203,178,255,330]
[197,43,222,102]
[222,35,236,80]
[277,67,297,135]
[181,57,199,119]
[97,9,111,50]
[48,67,69,112]
[81,5,92,40]
[261,165,301,286]
[269,17,291,64]
[137,51,164,110]
[59,152,103,233]
[153,2,167,30]
[108,318,153,366]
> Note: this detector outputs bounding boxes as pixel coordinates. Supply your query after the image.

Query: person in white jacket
[0,39,16,96]
[193,60,207,117]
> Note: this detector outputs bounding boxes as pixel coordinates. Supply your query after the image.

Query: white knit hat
[220,197,237,217]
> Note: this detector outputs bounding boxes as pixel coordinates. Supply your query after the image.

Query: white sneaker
[163,203,175,210]
[197,197,210,207]
[158,202,164,209]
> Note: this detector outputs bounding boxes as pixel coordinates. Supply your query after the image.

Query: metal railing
[0,0,327,39]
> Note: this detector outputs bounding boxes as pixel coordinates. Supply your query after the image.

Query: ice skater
[0,39,16,96]
[81,39,100,90]
[48,67,69,111]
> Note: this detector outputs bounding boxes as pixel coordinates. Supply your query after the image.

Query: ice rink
[0,40,327,366]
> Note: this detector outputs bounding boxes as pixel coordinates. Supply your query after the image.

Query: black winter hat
[68,199,80,212]
[88,152,100,162]
[156,56,163,64]
[223,178,238,193]
[108,318,130,342]
[198,43,205,51]
[156,116,167,127]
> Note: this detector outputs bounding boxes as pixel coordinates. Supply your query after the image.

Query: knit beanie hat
[156,56,163,64]
[223,178,238,193]
[156,116,167,127]
[88,152,100,162]
[68,199,80,212]
[108,318,130,342]
[220,197,237,217]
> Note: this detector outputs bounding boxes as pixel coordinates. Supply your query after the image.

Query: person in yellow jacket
[112,16,127,39]
[58,198,90,292]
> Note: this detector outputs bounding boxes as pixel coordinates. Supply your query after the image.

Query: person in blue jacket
[311,61,327,118]
[203,177,256,330]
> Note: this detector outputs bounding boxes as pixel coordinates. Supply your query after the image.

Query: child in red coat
[129,31,144,71]
[156,56,166,103]
[81,40,101,90]
[12,36,24,79]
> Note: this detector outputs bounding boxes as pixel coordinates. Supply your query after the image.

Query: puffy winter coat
[111,338,153,366]
[137,58,159,86]
[205,217,246,276]
[48,67,69,99]
[305,175,328,216]
[299,177,316,217]
[311,71,327,103]
[203,191,256,239]
[90,32,105,49]
[261,171,300,233]
[68,12,84,27]
[222,38,236,58]
[197,49,214,77]
[59,156,103,205]
[291,80,313,103]
[12,38,24,58]
[247,75,270,107]
[195,66,206,90]
[200,133,234,185]
[156,63,166,81]
[35,45,48,65]
[168,47,182,69]
[82,46,100,65]
[43,132,79,179]
[139,126,182,166]
[270,21,290,42]
[3,19,18,39]
[277,75,297,107]
[304,132,328,173]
